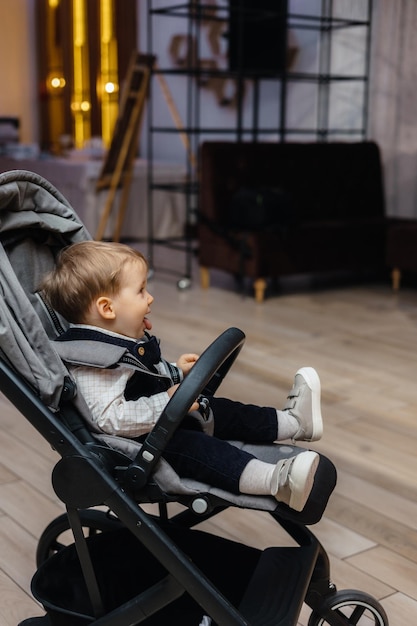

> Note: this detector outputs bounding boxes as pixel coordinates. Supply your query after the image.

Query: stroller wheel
[36,509,120,567]
[308,589,389,625]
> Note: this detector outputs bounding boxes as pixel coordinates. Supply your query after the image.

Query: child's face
[110,259,154,338]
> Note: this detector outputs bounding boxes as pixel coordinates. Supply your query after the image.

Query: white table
[0,155,187,240]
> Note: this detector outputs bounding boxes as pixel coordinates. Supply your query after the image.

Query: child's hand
[167,384,199,412]
[177,353,199,376]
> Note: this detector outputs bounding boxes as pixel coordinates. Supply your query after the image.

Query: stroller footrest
[238,545,318,626]
[18,618,52,626]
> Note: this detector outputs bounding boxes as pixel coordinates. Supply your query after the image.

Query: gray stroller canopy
[0,169,90,410]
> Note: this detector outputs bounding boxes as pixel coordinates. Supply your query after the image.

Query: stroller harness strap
[56,326,163,373]
[53,325,181,382]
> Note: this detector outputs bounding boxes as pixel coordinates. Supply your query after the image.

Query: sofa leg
[200,266,210,290]
[391,268,401,291]
[254,278,266,303]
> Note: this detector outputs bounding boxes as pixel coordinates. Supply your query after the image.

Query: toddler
[40,241,324,511]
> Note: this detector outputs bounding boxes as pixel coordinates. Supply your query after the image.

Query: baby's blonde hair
[40,240,148,324]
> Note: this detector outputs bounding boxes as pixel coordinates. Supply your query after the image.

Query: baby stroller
[0,169,388,626]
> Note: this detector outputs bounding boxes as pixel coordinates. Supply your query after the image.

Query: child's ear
[95,296,115,320]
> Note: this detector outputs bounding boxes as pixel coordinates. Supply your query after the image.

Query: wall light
[104,81,118,94]
[49,75,66,90]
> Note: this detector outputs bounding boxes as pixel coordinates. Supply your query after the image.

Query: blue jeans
[162,397,277,494]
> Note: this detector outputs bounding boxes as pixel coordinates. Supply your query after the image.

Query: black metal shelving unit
[145,0,373,288]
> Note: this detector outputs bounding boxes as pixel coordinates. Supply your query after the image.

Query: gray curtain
[369,0,417,217]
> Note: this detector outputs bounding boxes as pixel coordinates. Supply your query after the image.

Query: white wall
[0,0,38,144]
[140,0,370,162]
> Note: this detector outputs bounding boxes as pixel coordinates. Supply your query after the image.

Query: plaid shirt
[61,326,182,439]
[69,362,176,438]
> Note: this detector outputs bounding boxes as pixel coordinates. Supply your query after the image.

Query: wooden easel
[155,70,196,170]
[95,51,154,241]
[95,51,197,242]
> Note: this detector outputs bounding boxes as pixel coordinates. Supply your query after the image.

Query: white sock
[238,458,276,495]
[276,409,299,441]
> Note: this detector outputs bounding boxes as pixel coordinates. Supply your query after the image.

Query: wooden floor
[1,264,417,624]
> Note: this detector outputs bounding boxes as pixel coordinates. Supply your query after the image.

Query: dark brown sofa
[198,141,387,301]
[386,218,417,290]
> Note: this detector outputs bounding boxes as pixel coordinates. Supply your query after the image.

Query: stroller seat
[0,170,388,626]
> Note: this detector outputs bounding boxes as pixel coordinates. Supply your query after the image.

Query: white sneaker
[284,367,323,442]
[271,450,319,512]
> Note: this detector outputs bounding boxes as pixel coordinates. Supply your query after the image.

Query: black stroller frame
[0,170,389,626]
